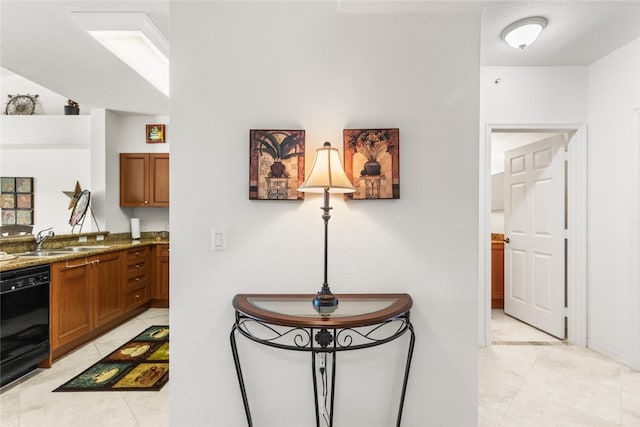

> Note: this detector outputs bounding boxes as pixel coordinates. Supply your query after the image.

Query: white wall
[1,71,85,115]
[105,112,170,234]
[587,37,640,368]
[479,65,588,344]
[0,72,170,236]
[481,42,640,370]
[170,3,479,426]
[0,115,91,233]
[481,67,588,124]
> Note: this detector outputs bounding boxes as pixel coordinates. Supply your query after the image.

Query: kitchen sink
[62,246,110,252]
[19,251,70,257]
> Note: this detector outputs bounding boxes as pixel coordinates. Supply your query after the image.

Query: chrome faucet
[35,228,54,251]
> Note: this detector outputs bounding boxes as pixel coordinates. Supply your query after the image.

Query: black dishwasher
[0,264,50,387]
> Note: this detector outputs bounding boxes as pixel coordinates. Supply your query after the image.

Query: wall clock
[5,94,39,115]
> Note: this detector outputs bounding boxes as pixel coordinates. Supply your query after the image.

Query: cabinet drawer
[157,245,169,257]
[127,273,148,288]
[126,285,149,309]
[126,260,148,277]
[126,247,149,263]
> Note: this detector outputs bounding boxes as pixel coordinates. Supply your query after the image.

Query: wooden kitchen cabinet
[120,153,169,207]
[491,240,504,309]
[92,251,124,327]
[50,259,93,349]
[124,246,151,310]
[152,244,169,307]
[49,248,151,361]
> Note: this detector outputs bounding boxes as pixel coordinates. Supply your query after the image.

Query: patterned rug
[54,325,169,392]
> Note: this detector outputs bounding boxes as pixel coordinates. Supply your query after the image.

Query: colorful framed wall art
[343,128,400,200]
[249,129,305,200]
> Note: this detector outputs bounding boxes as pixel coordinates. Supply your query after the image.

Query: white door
[504,137,566,338]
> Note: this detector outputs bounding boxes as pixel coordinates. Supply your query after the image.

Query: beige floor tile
[477,375,519,424]
[478,346,536,389]
[500,389,620,427]
[480,309,637,427]
[520,362,621,424]
[0,309,169,427]
[491,309,562,343]
[622,390,640,427]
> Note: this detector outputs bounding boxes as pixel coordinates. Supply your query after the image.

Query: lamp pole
[313,187,338,313]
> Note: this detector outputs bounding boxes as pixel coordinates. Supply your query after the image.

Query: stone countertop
[0,239,169,272]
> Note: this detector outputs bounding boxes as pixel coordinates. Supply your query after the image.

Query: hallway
[478,310,640,426]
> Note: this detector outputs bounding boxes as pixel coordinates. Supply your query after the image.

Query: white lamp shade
[501,16,547,50]
[298,142,355,193]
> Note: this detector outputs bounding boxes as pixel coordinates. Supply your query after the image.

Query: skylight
[71,12,169,97]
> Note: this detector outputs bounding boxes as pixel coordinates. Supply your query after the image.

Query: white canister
[130,218,141,240]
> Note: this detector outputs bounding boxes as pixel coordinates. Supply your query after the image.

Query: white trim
[631,107,640,370]
[478,125,492,345]
[479,122,588,347]
[566,126,588,347]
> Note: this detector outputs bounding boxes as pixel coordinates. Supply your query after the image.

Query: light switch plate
[212,228,226,251]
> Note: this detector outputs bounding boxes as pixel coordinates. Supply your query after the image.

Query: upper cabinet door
[149,153,169,207]
[120,153,169,207]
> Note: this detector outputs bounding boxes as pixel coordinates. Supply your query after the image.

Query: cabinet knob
[136,277,141,282]
[144,200,148,204]
[135,294,140,299]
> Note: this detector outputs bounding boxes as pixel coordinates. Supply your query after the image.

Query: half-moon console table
[230,293,415,427]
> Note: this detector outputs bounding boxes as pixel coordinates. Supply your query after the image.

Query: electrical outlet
[96,234,105,241]
[78,236,88,243]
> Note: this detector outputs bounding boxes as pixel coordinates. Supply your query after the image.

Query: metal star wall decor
[63,181,83,209]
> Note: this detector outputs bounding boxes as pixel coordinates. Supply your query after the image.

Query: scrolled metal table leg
[395,322,415,427]
[230,323,253,427]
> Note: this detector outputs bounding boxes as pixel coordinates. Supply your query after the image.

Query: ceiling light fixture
[71,12,169,97]
[500,16,547,50]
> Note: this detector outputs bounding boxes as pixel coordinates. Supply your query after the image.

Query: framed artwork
[0,194,15,209]
[146,124,166,143]
[1,177,34,225]
[1,177,15,192]
[249,129,305,200]
[16,177,32,193]
[343,128,400,200]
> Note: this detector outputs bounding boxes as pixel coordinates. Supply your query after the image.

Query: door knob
[504,237,510,243]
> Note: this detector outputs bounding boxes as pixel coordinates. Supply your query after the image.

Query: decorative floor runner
[54,325,169,392]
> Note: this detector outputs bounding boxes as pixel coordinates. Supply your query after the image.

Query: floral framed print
[249,129,305,200]
[146,124,166,143]
[343,128,400,200]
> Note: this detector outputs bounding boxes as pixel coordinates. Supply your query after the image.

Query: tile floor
[479,309,640,426]
[3,308,639,426]
[0,308,169,427]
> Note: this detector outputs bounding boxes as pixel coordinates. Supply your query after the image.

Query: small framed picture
[146,124,166,143]
[344,128,400,200]
[16,177,33,193]
[249,129,305,200]
[0,194,15,209]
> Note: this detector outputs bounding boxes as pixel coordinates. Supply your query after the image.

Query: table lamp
[298,142,355,315]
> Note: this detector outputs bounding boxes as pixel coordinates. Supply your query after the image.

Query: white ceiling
[2,1,640,115]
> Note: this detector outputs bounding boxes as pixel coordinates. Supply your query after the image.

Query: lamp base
[312,288,338,316]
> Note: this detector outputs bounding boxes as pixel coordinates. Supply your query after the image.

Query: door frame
[478,123,588,347]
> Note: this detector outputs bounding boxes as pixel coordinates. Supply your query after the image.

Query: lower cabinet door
[93,252,124,326]
[51,260,93,349]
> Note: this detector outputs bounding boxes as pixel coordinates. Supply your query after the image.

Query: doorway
[491,131,566,342]
[479,124,587,347]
